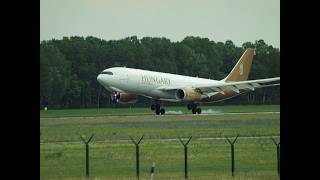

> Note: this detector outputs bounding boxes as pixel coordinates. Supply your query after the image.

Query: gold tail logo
[224,48,255,82]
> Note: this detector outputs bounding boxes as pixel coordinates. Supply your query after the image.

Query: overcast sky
[40,0,279,48]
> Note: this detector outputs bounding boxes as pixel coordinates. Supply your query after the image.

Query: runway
[41,111,279,119]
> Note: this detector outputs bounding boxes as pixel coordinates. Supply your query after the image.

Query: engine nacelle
[175,88,202,101]
[113,92,137,104]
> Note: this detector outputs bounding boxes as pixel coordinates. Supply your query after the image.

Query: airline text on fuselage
[141,74,171,85]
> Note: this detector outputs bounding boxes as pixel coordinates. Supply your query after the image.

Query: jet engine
[175,88,202,101]
[111,92,137,104]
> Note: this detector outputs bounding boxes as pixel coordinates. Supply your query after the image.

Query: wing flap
[228,85,240,93]
[210,87,225,95]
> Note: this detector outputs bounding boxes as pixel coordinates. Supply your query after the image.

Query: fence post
[150,162,155,180]
[80,134,94,177]
[97,86,101,111]
[225,135,239,177]
[271,137,280,177]
[129,135,144,180]
[178,136,192,180]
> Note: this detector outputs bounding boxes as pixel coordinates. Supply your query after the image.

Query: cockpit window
[101,71,113,75]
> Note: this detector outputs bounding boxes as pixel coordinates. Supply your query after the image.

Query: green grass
[41,138,279,179]
[40,113,279,143]
[40,107,280,179]
[40,104,280,117]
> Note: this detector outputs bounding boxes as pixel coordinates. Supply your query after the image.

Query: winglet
[222,48,255,82]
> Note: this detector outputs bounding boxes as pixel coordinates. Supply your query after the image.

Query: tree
[40,43,71,106]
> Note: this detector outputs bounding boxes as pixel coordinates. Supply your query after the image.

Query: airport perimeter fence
[40,135,280,179]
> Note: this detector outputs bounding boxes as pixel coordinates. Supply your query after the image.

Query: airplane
[97,48,280,115]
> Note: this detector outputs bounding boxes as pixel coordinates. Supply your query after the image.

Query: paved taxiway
[41,111,279,119]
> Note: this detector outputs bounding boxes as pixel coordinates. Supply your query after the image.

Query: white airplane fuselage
[97,67,228,102]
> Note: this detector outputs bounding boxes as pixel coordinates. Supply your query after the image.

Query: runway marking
[41,111,280,119]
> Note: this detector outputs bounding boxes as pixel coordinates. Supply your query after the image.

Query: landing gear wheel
[188,103,201,114]
[151,101,165,115]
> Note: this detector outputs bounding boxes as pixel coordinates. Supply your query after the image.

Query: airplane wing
[157,77,280,96]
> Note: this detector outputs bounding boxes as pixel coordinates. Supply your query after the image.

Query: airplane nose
[97,74,103,84]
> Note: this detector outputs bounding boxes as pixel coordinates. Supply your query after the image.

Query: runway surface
[41,111,280,119]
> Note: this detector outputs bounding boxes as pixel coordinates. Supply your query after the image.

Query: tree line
[40,36,280,109]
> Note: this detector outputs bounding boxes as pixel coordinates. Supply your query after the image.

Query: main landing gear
[187,103,202,114]
[151,103,165,115]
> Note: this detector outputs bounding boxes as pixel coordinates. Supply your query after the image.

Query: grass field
[40,105,280,179]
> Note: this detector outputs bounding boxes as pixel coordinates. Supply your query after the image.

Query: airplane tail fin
[222,48,255,82]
